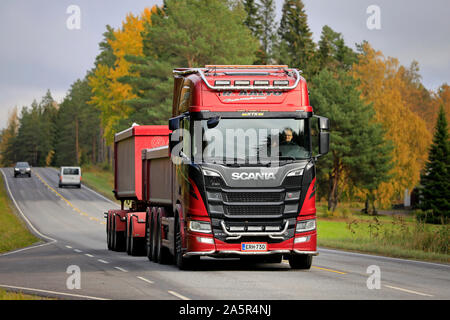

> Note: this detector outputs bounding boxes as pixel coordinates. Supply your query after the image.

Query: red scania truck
[106,65,329,270]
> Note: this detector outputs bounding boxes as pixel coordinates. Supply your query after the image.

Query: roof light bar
[254,80,270,86]
[215,80,231,86]
[273,80,290,86]
[234,80,250,86]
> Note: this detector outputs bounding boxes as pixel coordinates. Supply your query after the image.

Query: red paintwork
[127,212,147,238]
[114,125,170,201]
[299,177,316,216]
[108,209,129,232]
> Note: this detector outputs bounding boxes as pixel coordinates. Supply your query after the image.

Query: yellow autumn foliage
[89,7,157,144]
[353,43,432,207]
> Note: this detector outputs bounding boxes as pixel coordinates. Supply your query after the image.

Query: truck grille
[224,192,284,203]
[226,205,283,217]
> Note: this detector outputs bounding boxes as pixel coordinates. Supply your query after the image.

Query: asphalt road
[0,167,449,300]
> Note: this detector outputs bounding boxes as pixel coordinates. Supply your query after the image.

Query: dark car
[14,162,31,178]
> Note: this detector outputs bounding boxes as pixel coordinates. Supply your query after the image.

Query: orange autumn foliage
[353,43,432,206]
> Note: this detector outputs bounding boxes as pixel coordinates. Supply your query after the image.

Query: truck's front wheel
[288,254,312,270]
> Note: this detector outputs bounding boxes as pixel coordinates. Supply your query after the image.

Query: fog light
[197,237,214,244]
[294,236,310,244]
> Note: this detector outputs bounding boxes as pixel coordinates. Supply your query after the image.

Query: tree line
[0,0,448,218]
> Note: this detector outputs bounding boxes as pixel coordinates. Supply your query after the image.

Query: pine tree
[277,0,316,76]
[309,69,393,212]
[318,25,357,72]
[258,0,277,64]
[119,0,259,126]
[419,105,450,223]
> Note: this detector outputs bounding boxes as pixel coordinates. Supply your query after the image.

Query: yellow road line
[33,170,104,226]
[312,266,347,275]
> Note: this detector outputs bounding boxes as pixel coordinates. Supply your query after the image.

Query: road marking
[74,249,82,253]
[137,276,154,284]
[312,266,347,275]
[97,259,109,264]
[319,247,450,269]
[32,170,107,227]
[85,254,94,258]
[65,245,72,249]
[384,285,433,297]
[114,267,128,272]
[168,290,191,300]
[0,284,109,300]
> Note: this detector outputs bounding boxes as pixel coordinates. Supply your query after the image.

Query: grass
[80,164,116,202]
[0,288,53,300]
[0,174,39,254]
[317,205,449,263]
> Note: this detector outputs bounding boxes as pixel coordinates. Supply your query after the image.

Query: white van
[59,167,81,188]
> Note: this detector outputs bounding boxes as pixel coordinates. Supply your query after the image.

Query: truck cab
[167,65,329,269]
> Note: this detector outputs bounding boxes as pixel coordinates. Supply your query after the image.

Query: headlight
[14,168,19,171]
[26,168,31,171]
[202,169,220,177]
[296,219,316,233]
[188,220,212,234]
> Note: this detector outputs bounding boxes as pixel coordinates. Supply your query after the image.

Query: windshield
[16,162,29,168]
[63,168,80,175]
[192,118,311,164]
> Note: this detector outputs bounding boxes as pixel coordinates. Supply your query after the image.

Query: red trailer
[106,65,330,269]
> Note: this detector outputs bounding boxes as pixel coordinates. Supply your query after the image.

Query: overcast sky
[1,0,449,129]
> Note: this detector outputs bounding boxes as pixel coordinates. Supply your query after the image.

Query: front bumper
[184,230,317,257]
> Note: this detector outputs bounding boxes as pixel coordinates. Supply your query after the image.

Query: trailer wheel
[112,216,125,252]
[145,212,153,261]
[156,213,170,264]
[151,212,158,262]
[288,254,312,270]
[125,217,131,255]
[175,217,198,270]
[107,214,112,250]
[129,218,143,256]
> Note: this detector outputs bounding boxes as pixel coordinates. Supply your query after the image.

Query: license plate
[241,242,267,252]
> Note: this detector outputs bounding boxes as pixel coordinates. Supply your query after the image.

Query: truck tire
[175,217,198,270]
[145,212,153,261]
[107,214,112,250]
[126,218,132,255]
[156,213,170,264]
[128,218,143,256]
[112,217,125,252]
[288,254,312,270]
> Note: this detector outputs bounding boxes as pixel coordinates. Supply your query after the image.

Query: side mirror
[314,115,330,158]
[319,132,330,155]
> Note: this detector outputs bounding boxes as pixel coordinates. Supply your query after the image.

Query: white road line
[74,249,82,253]
[85,254,94,258]
[137,276,154,284]
[114,267,128,272]
[384,285,433,297]
[0,284,109,300]
[168,290,191,300]
[65,245,72,249]
[319,247,450,269]
[97,259,109,264]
